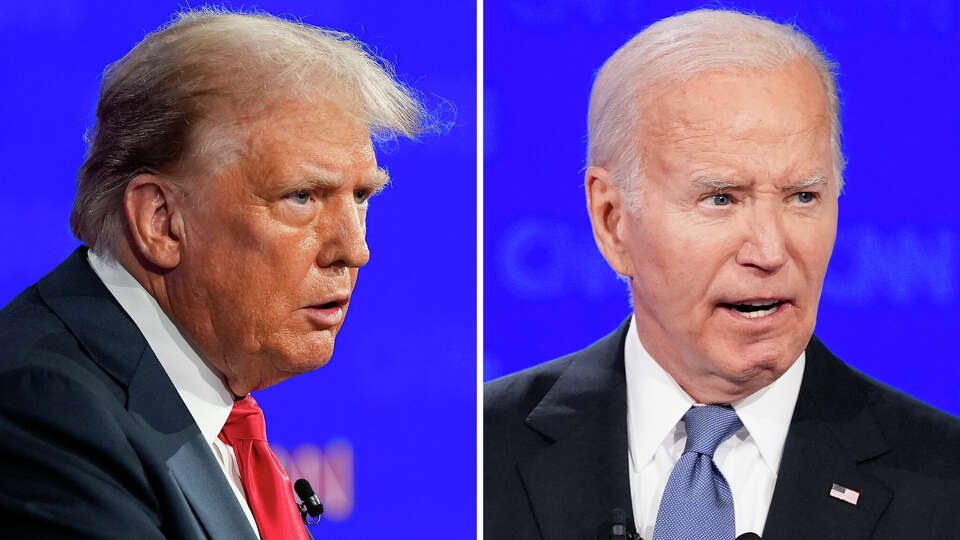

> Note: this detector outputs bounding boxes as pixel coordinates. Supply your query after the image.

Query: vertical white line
[476,0,485,536]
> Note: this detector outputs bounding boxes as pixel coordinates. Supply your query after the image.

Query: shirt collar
[87,251,234,444]
[733,349,804,474]
[625,315,805,474]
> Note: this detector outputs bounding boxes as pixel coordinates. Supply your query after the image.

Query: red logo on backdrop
[273,439,355,521]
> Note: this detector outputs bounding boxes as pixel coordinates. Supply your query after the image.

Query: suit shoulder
[860,373,960,484]
[0,354,162,535]
[0,302,143,480]
[1,283,72,366]
[861,371,960,450]
[0,283,63,344]
[809,338,960,465]
[484,353,575,418]
[484,320,628,424]
[0,283,123,402]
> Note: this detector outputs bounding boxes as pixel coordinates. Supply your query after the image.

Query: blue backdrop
[484,0,960,417]
[0,1,476,536]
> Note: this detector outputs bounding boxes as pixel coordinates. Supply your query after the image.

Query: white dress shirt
[88,251,261,539]
[624,316,804,540]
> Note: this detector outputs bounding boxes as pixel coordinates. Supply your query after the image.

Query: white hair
[71,7,428,257]
[587,9,843,207]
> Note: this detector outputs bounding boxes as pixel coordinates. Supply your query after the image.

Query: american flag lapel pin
[829,483,860,505]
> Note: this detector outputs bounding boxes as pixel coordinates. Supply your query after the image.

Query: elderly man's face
[598,60,838,402]
[167,96,383,395]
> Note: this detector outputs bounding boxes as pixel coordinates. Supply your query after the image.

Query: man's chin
[284,342,336,373]
[259,335,337,377]
[241,352,334,393]
[712,337,802,385]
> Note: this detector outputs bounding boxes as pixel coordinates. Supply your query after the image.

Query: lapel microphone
[294,479,324,526]
[609,508,640,539]
[609,507,762,540]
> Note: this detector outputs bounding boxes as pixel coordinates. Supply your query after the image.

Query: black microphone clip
[609,508,641,540]
[294,478,324,526]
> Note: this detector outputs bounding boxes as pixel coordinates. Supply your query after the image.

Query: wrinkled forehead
[630,61,837,193]
[186,86,374,180]
[640,60,829,137]
[248,100,374,170]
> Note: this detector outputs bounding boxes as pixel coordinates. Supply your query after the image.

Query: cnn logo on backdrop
[274,439,354,521]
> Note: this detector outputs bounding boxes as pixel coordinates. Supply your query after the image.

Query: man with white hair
[0,9,424,539]
[485,9,960,540]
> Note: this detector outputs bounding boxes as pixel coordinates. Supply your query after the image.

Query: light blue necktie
[653,405,742,540]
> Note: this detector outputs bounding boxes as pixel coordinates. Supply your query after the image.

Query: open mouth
[302,298,348,327]
[719,300,786,319]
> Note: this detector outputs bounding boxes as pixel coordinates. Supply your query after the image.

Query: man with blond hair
[0,9,425,538]
[485,9,960,539]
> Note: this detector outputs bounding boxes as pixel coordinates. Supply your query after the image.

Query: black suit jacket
[484,318,960,539]
[0,248,265,539]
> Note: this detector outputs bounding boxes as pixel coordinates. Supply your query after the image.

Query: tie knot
[220,394,268,444]
[682,405,742,457]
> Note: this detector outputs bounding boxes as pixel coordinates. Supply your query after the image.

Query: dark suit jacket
[0,248,265,539]
[484,318,960,539]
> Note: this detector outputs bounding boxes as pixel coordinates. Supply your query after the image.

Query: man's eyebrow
[296,167,390,192]
[694,174,829,192]
[695,177,739,191]
[784,173,828,191]
[299,167,344,190]
[364,167,391,193]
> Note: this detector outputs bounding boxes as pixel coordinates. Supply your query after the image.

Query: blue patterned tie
[653,405,742,540]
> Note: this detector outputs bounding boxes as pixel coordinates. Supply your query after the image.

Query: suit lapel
[38,248,148,387]
[763,337,892,540]
[519,320,634,540]
[39,248,257,540]
[166,435,259,540]
[127,344,259,540]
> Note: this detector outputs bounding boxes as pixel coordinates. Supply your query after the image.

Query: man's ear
[585,166,633,277]
[123,174,185,270]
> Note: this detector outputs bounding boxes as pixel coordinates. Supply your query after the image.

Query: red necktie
[218,395,310,540]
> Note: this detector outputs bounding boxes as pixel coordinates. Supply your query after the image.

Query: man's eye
[289,190,311,205]
[795,191,817,204]
[710,193,732,206]
[354,189,371,203]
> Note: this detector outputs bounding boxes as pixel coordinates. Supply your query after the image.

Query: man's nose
[317,199,369,269]
[735,203,788,273]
